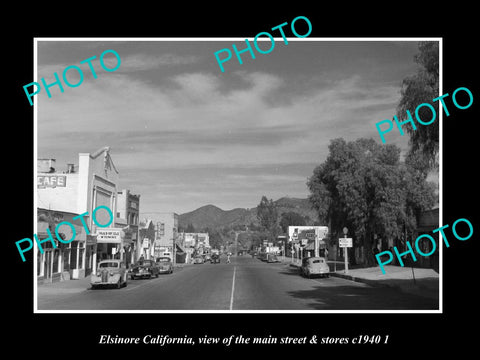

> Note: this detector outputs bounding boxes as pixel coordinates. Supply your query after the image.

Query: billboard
[288,226,328,243]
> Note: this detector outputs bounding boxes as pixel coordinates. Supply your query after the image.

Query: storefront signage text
[37,175,66,188]
[97,229,122,243]
[15,205,114,262]
[375,217,474,274]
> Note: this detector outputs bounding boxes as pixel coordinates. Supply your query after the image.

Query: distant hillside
[179,197,318,231]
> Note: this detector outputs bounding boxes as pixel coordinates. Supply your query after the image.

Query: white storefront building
[37,146,123,281]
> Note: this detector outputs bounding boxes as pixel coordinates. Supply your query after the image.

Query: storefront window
[37,251,43,276]
[52,249,59,273]
[63,248,70,272]
[70,241,78,269]
[79,243,85,269]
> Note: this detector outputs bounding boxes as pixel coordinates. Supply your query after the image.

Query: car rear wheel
[116,279,122,289]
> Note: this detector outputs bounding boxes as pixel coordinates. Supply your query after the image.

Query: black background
[6,3,478,356]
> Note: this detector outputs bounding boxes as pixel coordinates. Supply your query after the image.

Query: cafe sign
[37,175,66,189]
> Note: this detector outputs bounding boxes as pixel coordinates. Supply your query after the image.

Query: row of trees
[306,41,439,265]
[307,138,436,265]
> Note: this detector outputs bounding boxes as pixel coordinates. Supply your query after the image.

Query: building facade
[138,219,156,260]
[140,212,179,262]
[116,189,140,266]
[37,146,122,282]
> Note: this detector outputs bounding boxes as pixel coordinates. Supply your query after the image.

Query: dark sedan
[129,259,159,279]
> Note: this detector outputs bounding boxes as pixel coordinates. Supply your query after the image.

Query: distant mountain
[179,197,318,231]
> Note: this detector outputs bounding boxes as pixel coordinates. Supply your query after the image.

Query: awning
[55,221,87,242]
[36,221,51,239]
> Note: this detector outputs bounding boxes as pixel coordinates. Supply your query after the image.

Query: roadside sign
[339,237,352,248]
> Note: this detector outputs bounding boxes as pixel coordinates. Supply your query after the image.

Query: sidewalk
[282,257,439,300]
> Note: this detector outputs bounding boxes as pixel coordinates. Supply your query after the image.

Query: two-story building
[37,146,121,282]
[116,189,140,266]
[140,212,179,263]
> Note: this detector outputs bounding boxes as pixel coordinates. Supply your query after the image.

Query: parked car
[257,252,267,261]
[162,252,172,261]
[129,259,159,279]
[204,254,212,262]
[211,253,220,264]
[90,260,128,289]
[156,256,173,274]
[266,253,279,263]
[193,255,204,264]
[300,257,330,278]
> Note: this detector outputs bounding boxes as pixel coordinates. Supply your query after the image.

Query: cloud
[36,44,413,213]
[114,53,199,71]
[38,68,405,172]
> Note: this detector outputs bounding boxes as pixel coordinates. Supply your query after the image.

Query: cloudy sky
[36,39,423,214]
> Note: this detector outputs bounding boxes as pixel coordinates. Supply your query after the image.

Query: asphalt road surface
[37,256,438,311]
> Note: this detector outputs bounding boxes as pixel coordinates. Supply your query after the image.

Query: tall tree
[185,223,196,233]
[307,138,435,265]
[256,196,279,241]
[279,211,306,233]
[396,41,439,169]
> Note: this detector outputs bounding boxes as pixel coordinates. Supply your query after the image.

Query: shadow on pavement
[286,283,439,310]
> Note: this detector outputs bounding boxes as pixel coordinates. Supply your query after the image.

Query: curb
[330,272,386,288]
[330,272,439,299]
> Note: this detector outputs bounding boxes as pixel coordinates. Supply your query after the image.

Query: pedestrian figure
[227,253,231,264]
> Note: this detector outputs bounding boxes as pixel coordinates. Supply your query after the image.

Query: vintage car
[129,259,160,279]
[257,252,268,261]
[300,256,330,278]
[193,255,204,264]
[90,260,128,289]
[156,256,173,274]
[211,253,220,264]
[203,254,211,262]
[266,253,279,263]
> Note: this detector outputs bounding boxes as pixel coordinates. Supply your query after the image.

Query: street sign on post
[341,227,349,274]
[339,238,352,248]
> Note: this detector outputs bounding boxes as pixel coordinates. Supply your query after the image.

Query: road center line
[229,266,236,310]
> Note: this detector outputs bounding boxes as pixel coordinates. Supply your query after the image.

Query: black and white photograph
[33,38,441,312]
[7,6,479,357]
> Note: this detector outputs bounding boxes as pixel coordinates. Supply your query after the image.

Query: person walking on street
[227,253,231,264]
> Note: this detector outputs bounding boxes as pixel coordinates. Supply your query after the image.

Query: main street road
[37,256,438,311]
